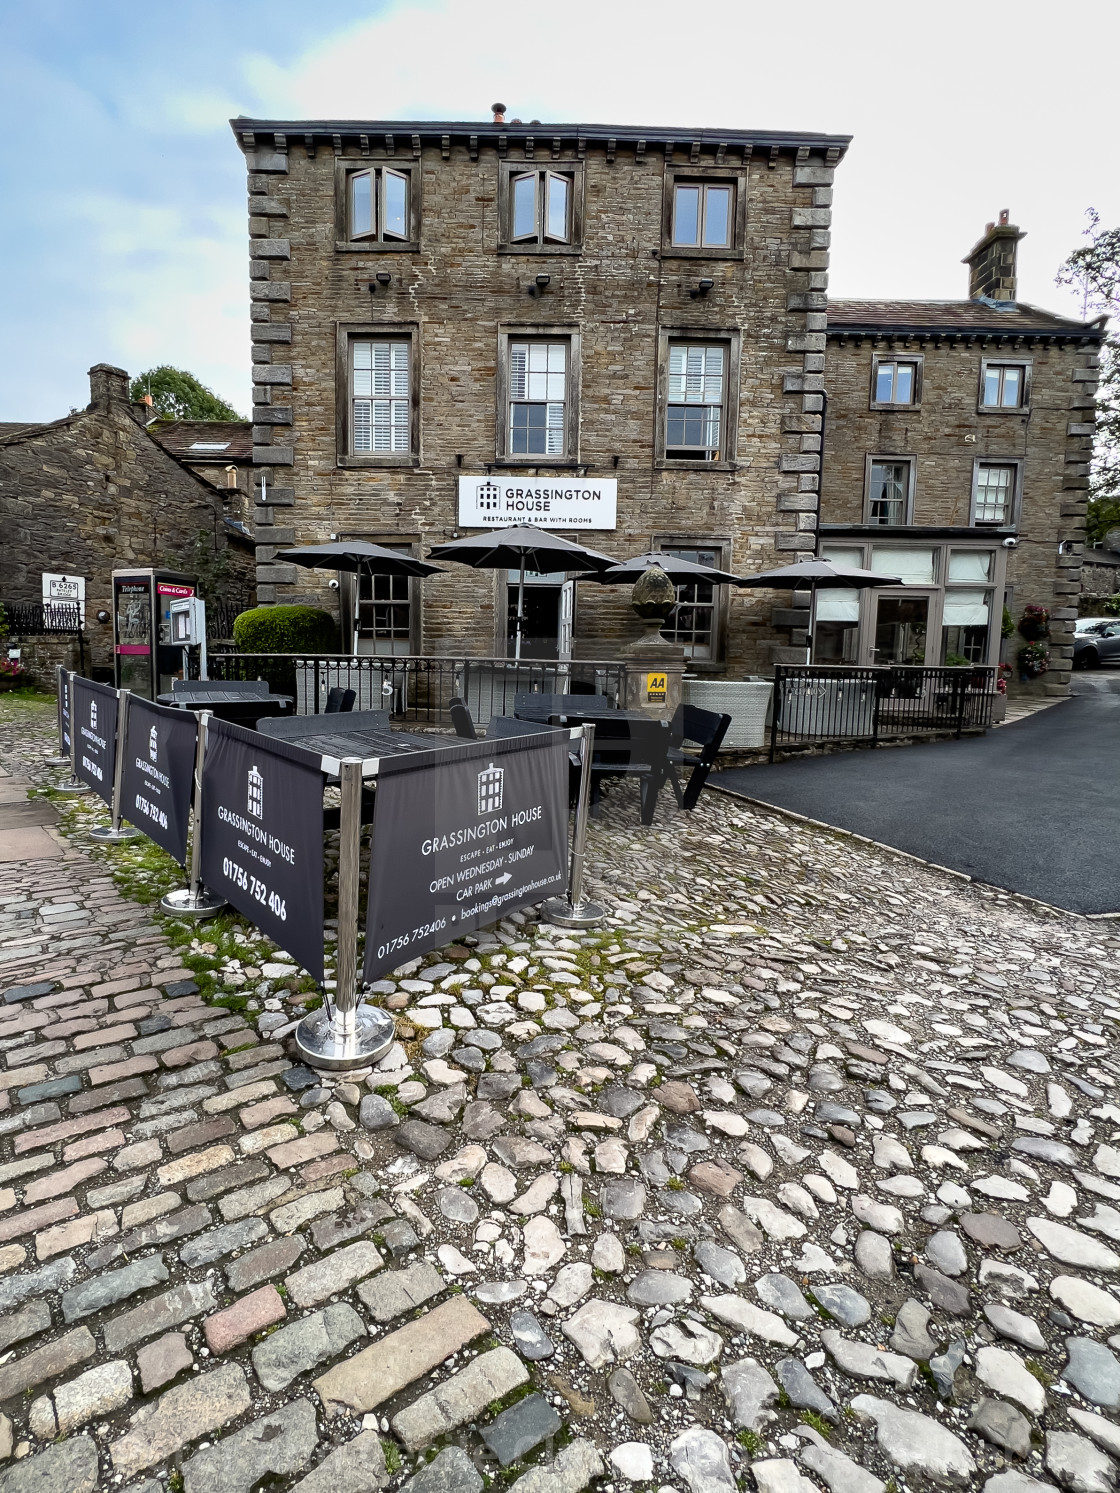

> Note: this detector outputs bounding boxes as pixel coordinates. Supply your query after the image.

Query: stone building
[233,112,849,671]
[818,216,1104,693]
[147,419,254,516]
[0,365,254,676]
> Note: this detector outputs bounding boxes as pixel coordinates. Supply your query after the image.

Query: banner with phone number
[199,716,324,982]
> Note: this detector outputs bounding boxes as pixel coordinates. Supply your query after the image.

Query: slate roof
[148,421,253,463]
[827,299,1105,341]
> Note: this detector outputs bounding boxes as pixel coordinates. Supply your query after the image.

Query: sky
[2,0,1118,422]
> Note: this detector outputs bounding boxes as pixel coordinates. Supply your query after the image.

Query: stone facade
[0,368,254,674]
[819,221,1103,694]
[234,116,850,674]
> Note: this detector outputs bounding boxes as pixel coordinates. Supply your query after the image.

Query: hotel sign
[458,475,617,530]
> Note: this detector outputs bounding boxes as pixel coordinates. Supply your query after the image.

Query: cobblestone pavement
[0,697,1119,1493]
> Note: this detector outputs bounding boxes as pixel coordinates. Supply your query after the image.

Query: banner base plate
[159,887,227,920]
[541,896,606,929]
[295,1003,396,1072]
[90,825,143,842]
[56,780,91,795]
[44,755,70,767]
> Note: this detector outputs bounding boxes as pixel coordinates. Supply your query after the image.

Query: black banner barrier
[363,731,569,983]
[72,677,119,807]
[58,666,71,757]
[120,695,198,864]
[199,716,325,982]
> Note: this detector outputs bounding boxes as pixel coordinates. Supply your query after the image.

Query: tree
[129,366,243,421]
[1056,212,1120,531]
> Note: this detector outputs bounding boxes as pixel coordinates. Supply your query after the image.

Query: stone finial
[630,565,676,622]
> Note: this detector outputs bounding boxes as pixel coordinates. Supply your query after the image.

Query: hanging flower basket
[1018,605,1051,643]
[1018,642,1050,679]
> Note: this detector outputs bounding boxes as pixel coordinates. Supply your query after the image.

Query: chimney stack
[963,210,1025,302]
[87,364,131,412]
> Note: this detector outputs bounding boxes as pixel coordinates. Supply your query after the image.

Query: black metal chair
[514,691,610,722]
[582,716,671,826]
[448,696,478,740]
[324,687,356,714]
[666,703,732,812]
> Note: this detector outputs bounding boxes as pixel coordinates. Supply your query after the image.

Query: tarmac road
[712,671,1120,916]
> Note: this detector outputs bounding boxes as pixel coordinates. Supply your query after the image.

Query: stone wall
[0,367,253,673]
[237,123,848,675]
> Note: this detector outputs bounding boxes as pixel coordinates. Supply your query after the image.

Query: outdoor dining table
[268,721,469,777]
[515,701,654,726]
[157,687,293,724]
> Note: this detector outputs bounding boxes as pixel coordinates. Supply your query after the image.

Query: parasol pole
[515,554,526,661]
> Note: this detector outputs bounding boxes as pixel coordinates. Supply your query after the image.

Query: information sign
[72,677,119,807]
[120,696,198,865]
[646,672,668,703]
[199,717,325,981]
[458,475,617,530]
[364,732,569,982]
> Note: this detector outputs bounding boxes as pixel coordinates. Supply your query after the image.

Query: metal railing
[2,601,83,635]
[208,651,627,727]
[770,664,997,760]
[206,597,254,641]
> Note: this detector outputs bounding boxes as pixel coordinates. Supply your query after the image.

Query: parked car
[1073,618,1120,668]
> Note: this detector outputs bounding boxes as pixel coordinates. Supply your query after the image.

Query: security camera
[1002,537,1019,548]
[328,579,340,590]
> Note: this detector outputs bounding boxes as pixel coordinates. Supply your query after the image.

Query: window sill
[497,242,583,256]
[659,247,745,262]
[493,457,583,469]
[977,406,1030,415]
[654,458,738,473]
[334,241,421,254]
[870,402,922,412]
[337,453,420,469]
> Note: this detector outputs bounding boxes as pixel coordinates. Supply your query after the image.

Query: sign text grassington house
[233,112,1102,688]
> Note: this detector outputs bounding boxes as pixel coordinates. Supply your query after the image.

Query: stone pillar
[623,642,686,720]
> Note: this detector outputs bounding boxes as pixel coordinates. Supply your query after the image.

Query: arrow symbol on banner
[495,872,512,886]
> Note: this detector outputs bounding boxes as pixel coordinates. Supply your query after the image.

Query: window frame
[862,454,916,526]
[978,357,1032,413]
[338,533,423,656]
[495,325,582,465]
[497,162,584,255]
[335,323,421,468]
[653,537,733,665]
[655,327,741,470]
[334,161,421,253]
[662,170,748,260]
[970,457,1023,527]
[869,354,924,410]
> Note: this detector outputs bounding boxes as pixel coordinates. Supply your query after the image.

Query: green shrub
[232,605,339,654]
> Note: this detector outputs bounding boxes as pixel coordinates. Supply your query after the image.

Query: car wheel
[1076,648,1099,670]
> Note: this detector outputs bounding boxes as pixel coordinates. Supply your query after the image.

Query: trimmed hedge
[232,605,339,654]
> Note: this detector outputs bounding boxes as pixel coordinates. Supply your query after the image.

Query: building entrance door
[506,570,573,661]
[869,593,931,666]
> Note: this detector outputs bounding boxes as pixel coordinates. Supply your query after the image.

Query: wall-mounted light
[96,609,110,624]
[376,270,392,286]
[528,273,551,297]
[691,278,715,299]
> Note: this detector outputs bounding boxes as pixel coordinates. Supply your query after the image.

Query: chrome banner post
[295,756,395,1071]
[159,710,226,919]
[56,672,91,795]
[543,724,605,928]
[90,690,142,843]
[45,665,70,767]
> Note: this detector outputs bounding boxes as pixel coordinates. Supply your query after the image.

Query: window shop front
[813,539,1006,669]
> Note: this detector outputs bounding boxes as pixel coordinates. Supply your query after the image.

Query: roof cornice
[827,323,1103,346]
[229,117,851,162]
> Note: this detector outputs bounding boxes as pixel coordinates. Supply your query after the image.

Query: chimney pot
[491,102,507,123]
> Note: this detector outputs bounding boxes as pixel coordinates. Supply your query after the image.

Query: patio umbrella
[736,557,904,658]
[277,541,445,579]
[427,525,616,660]
[579,551,747,586]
